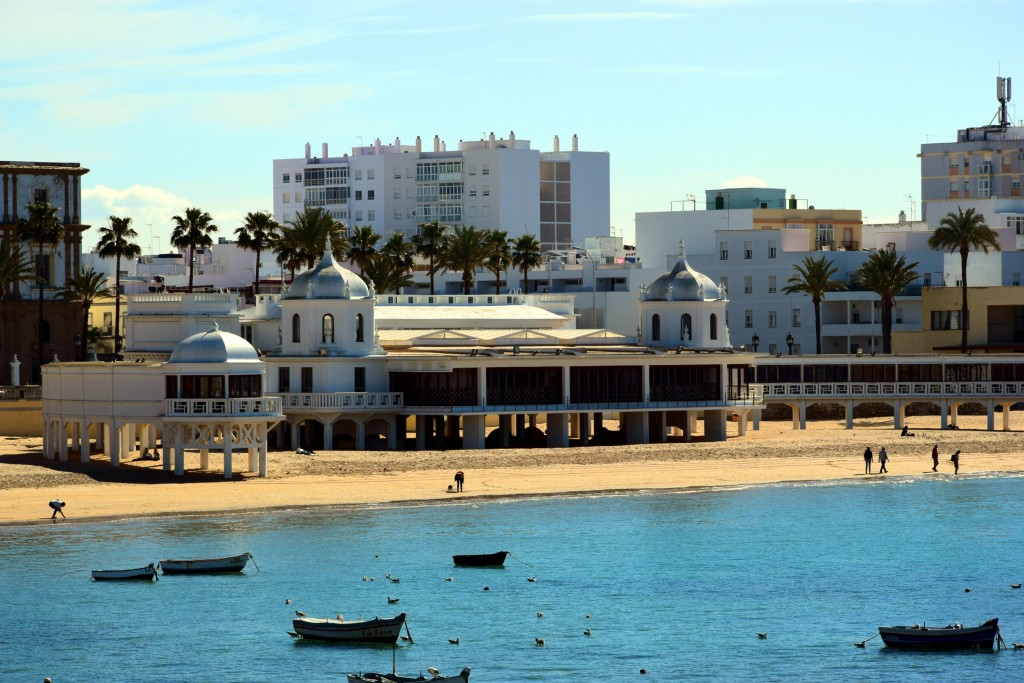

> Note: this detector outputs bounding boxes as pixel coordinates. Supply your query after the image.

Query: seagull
[1014,643,1024,649]
[362,576,368,582]
[527,577,537,582]
[336,614,344,621]
[537,612,544,618]
[445,577,454,582]
[584,628,592,636]
[535,637,545,646]
[448,637,460,645]
[400,635,412,642]
[585,614,591,619]
[965,588,972,593]
[483,586,490,591]
[1012,584,1021,589]
[388,597,400,604]
[854,641,866,648]
[285,598,292,605]
[428,668,441,677]
[758,633,768,639]
[295,610,306,617]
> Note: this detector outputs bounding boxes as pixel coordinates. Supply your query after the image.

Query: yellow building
[893,286,1024,353]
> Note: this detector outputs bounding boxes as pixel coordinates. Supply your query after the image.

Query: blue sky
[2,0,1020,254]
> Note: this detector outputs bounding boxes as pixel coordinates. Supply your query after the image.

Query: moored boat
[291,613,406,644]
[452,551,508,567]
[158,552,254,574]
[347,666,471,682]
[878,618,1001,650]
[91,563,159,581]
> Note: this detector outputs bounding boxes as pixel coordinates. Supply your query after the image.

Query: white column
[799,403,807,430]
[415,415,428,450]
[323,419,334,450]
[388,417,399,450]
[737,412,747,437]
[939,401,949,430]
[119,426,130,464]
[987,402,995,431]
[58,422,68,462]
[546,413,569,448]
[200,448,209,470]
[463,414,486,450]
[174,443,184,476]
[356,421,365,450]
[248,447,257,472]
[259,442,268,478]
[79,422,90,463]
[1003,403,1012,431]
[223,424,233,479]
[579,412,590,445]
[109,424,121,467]
[127,423,137,457]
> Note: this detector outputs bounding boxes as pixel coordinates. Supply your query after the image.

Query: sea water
[3,475,1024,682]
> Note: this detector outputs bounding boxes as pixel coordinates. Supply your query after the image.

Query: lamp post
[786,332,794,355]
[74,335,82,362]
[751,333,759,352]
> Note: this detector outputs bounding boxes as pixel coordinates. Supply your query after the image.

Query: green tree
[484,230,511,294]
[927,206,1001,353]
[511,233,544,293]
[277,207,346,272]
[363,252,415,294]
[96,215,141,353]
[170,207,219,293]
[436,225,491,295]
[59,268,113,360]
[235,211,280,295]
[347,225,382,275]
[17,201,65,375]
[412,220,448,296]
[853,249,919,354]
[381,232,416,275]
[0,240,37,304]
[782,255,847,355]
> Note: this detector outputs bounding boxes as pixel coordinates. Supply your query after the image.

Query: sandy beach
[2,414,1023,525]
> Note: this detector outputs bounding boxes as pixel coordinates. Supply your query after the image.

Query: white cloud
[82,184,192,252]
[721,175,768,188]
[521,11,689,22]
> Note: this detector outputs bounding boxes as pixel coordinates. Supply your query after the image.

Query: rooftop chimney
[433,135,440,153]
[304,142,311,160]
[572,134,578,152]
[553,135,560,152]
[322,142,328,158]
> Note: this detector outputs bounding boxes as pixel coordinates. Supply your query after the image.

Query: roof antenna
[992,76,1012,128]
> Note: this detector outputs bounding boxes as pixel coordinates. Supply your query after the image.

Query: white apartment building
[272,132,610,250]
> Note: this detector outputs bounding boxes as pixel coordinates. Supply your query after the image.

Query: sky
[2,0,1021,254]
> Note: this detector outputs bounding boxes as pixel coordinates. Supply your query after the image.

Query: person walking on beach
[454,470,464,492]
[48,499,65,519]
[863,447,873,474]
[950,450,961,475]
[931,444,939,472]
[878,447,889,474]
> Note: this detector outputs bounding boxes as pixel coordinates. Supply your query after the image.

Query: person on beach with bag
[950,450,961,475]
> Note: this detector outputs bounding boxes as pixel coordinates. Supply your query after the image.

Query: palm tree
[412,220,448,296]
[381,232,416,278]
[511,234,544,293]
[782,255,847,355]
[170,207,219,293]
[484,230,511,294]
[17,201,64,375]
[96,216,141,354]
[853,249,920,354]
[235,211,280,295]
[363,252,415,294]
[436,225,491,295]
[927,206,1001,353]
[277,207,346,271]
[59,268,113,360]
[347,226,382,275]
[0,241,37,369]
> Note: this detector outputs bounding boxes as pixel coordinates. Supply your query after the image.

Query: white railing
[376,294,526,305]
[279,392,404,410]
[765,382,1022,399]
[164,396,282,417]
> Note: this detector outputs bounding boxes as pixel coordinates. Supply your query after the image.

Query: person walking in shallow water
[878,447,889,474]
[931,444,939,472]
[863,447,873,474]
[950,450,961,475]
[454,470,464,492]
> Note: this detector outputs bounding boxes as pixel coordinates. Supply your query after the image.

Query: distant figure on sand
[863,447,873,474]
[454,470,464,492]
[950,450,961,475]
[48,499,65,519]
[931,444,939,472]
[901,425,915,437]
[878,447,889,473]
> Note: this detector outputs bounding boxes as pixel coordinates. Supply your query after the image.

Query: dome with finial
[167,322,260,363]
[283,239,370,300]
[644,240,721,302]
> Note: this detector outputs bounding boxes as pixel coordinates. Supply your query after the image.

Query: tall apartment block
[919,76,1024,236]
[272,132,610,250]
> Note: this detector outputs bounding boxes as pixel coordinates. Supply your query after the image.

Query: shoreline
[3,414,1024,526]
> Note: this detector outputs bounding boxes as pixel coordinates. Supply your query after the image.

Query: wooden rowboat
[92,563,158,581]
[347,666,471,682]
[291,613,406,644]
[452,551,508,567]
[879,618,1001,650]
[158,552,254,574]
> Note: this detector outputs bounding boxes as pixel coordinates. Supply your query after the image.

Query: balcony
[164,396,283,418]
[763,382,1023,399]
[279,392,404,411]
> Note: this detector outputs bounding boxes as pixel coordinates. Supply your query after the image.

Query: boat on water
[91,563,159,581]
[452,551,508,567]
[347,666,471,683]
[878,618,1001,650]
[158,552,254,574]
[291,613,406,644]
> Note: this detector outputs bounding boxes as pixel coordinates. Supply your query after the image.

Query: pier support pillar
[546,412,569,448]
[109,424,121,467]
[846,402,854,430]
[415,415,428,450]
[987,403,995,432]
[579,412,590,445]
[704,410,727,442]
[463,415,486,450]
[223,431,233,480]
[200,448,209,470]
[174,443,184,476]
[356,421,366,451]
[1002,403,1013,431]
[248,447,257,473]
[623,412,649,445]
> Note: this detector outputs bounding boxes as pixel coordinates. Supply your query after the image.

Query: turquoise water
[3,475,1024,682]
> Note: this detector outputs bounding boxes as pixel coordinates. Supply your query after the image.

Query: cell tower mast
[994,76,1012,128]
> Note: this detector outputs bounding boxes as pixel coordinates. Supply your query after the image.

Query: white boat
[291,613,406,643]
[92,563,158,581]
[347,667,471,683]
[158,552,254,574]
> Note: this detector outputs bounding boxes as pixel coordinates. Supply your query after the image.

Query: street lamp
[786,332,794,355]
[751,333,759,352]
[74,335,82,362]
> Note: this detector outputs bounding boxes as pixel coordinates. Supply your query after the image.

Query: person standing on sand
[48,499,65,519]
[931,444,939,472]
[454,470,464,492]
[950,450,961,475]
[878,447,889,474]
[863,447,873,474]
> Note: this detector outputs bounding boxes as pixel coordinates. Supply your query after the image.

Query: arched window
[681,314,692,341]
[291,314,301,343]
[709,314,718,340]
[356,313,365,343]
[322,314,334,344]
[651,314,661,341]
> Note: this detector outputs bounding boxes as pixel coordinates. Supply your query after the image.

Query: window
[356,313,364,342]
[709,314,718,340]
[283,193,289,203]
[355,210,363,221]
[719,241,728,260]
[283,173,290,183]
[295,192,301,202]
[322,314,334,343]
[241,325,253,342]
[744,276,752,294]
[394,168,402,179]
[768,343,777,355]
[394,210,402,220]
[817,223,834,249]
[482,186,490,197]
[793,309,801,327]
[468,165,476,175]
[368,210,375,222]
[394,190,401,199]
[294,173,302,182]
[279,367,290,393]
[978,177,991,198]
[367,190,375,201]
[33,188,48,203]
[291,314,301,342]
[355,190,362,201]
[354,367,366,393]
[482,165,489,175]
[769,311,777,328]
[744,241,752,259]
[1014,273,1021,287]
[367,169,374,180]
[301,367,313,393]
[469,188,477,197]
[744,310,753,328]
[931,310,964,330]
[651,314,661,341]
[681,314,692,341]
[1008,216,1024,235]
[768,275,777,293]
[1012,179,1021,190]
[769,240,777,258]
[354,169,362,180]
